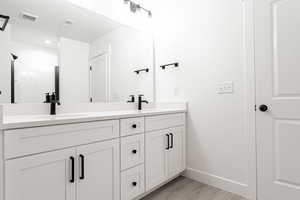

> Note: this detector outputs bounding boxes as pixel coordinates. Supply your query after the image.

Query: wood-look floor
[142,176,248,200]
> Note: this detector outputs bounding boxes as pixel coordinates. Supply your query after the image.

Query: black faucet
[44,92,60,115]
[138,95,149,110]
[127,95,135,103]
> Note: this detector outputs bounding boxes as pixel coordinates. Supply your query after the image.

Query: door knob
[259,104,268,112]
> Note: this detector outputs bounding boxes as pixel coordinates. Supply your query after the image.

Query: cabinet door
[77,139,120,200]
[167,126,184,178]
[5,148,76,200]
[145,130,168,191]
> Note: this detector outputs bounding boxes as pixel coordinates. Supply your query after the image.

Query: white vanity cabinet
[3,120,120,200]
[145,114,186,191]
[76,140,120,200]
[1,112,186,200]
[5,139,120,200]
[5,148,76,200]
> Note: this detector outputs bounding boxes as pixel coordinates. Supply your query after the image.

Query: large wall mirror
[0,0,154,104]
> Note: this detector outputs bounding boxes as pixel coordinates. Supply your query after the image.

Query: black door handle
[69,156,75,183]
[169,133,174,149]
[79,154,85,180]
[166,134,170,150]
[132,124,137,128]
[259,104,268,112]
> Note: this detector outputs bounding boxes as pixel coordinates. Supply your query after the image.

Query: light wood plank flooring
[142,176,248,200]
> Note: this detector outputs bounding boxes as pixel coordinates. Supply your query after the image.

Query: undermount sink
[52,113,90,118]
[30,113,91,120]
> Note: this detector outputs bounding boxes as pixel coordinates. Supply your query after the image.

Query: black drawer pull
[132,124,137,128]
[79,154,85,180]
[132,149,137,154]
[69,156,75,183]
[132,182,137,186]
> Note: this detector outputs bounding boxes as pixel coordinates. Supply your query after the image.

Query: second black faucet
[126,94,149,110]
[138,94,148,110]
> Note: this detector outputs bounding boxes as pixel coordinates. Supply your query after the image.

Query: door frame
[244,0,257,199]
[89,46,111,103]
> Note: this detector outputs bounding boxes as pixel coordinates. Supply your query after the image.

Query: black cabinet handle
[132,182,137,186]
[132,124,137,129]
[170,133,174,149]
[132,149,137,154]
[69,156,75,183]
[166,134,170,150]
[79,154,85,180]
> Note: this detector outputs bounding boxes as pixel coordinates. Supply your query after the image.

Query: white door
[76,139,120,200]
[167,127,184,178]
[90,53,109,102]
[5,148,76,200]
[145,130,168,191]
[255,0,300,199]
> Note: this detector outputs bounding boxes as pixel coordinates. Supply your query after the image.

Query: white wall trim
[184,168,249,198]
[244,0,257,199]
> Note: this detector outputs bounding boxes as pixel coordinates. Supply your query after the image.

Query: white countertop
[1,108,186,130]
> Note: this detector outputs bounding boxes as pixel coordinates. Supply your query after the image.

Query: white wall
[11,42,58,103]
[0,25,11,103]
[59,38,90,103]
[90,26,153,102]
[151,0,252,198]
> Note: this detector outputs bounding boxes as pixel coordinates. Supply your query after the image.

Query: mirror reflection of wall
[0,0,154,104]
[10,26,58,103]
[90,26,154,103]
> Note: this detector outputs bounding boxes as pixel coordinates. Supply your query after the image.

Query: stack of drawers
[120,117,145,200]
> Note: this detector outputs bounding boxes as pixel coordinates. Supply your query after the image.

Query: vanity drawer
[120,117,144,136]
[121,134,144,170]
[145,113,185,132]
[4,120,119,159]
[121,164,145,200]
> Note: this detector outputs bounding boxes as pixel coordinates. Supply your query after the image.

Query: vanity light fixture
[0,15,9,31]
[124,0,152,17]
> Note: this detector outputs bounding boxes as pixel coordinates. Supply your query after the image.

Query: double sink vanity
[0,104,186,200]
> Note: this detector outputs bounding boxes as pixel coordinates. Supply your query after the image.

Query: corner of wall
[183,168,249,198]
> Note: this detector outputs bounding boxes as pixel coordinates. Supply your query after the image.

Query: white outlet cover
[217,82,234,94]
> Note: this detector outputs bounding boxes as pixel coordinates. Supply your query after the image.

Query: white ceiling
[0,0,121,43]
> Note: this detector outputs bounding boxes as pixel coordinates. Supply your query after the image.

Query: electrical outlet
[217,82,234,94]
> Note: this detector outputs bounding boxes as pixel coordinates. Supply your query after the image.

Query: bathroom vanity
[0,108,186,200]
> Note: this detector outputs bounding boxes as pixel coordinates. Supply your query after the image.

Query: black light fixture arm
[134,68,149,74]
[124,0,152,17]
[138,5,152,17]
[160,62,179,70]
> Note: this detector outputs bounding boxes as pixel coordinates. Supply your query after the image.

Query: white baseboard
[183,168,249,198]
